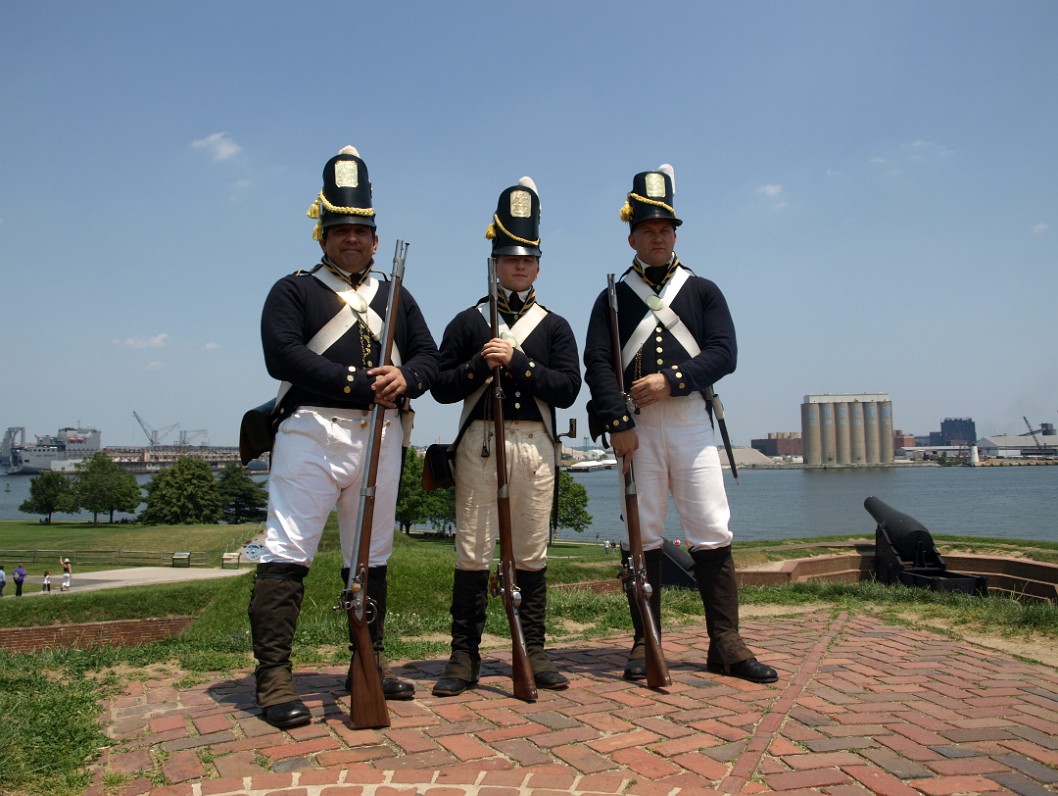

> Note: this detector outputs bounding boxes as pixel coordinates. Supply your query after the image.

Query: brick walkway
[86,609,1058,795]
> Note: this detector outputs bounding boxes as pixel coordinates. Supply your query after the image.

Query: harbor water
[2,465,1055,544]
[569,464,1057,544]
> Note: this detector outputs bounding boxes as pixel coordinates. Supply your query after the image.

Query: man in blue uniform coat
[430,177,581,696]
[583,164,776,685]
[249,146,439,728]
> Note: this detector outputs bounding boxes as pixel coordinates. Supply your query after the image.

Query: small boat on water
[566,458,617,472]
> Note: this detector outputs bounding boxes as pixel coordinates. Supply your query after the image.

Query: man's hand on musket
[482,336,514,369]
[368,365,406,408]
[611,429,639,473]
[630,373,671,409]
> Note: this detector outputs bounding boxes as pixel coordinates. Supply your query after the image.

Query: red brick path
[86,610,1058,795]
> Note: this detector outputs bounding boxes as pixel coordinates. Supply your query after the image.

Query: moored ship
[2,426,102,475]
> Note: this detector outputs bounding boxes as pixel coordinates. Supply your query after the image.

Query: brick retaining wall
[0,616,195,653]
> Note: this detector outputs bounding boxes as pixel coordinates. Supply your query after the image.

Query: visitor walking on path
[13,564,26,596]
[60,558,72,591]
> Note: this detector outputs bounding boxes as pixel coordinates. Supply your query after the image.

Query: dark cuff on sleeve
[663,367,692,397]
[605,411,635,433]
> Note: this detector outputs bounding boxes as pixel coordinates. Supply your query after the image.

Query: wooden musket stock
[607,273,671,688]
[337,240,409,729]
[487,257,538,703]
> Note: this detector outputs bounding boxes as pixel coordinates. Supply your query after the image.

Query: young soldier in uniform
[249,146,439,728]
[583,164,777,685]
[430,177,581,696]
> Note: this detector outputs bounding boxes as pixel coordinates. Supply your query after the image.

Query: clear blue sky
[2,1,1055,448]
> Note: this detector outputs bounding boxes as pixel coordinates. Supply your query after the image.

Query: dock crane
[133,411,179,447]
[178,429,209,446]
[1023,417,1043,450]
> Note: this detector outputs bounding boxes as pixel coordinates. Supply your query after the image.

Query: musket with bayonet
[485,257,538,702]
[335,239,408,729]
[705,385,738,484]
[606,273,671,688]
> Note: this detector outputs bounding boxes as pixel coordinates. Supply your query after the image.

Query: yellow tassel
[312,222,322,241]
[484,223,496,240]
[306,201,321,219]
[620,202,634,222]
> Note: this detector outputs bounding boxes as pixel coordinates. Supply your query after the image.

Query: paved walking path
[85,609,1058,796]
[16,566,247,597]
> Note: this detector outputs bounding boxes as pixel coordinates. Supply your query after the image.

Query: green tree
[19,470,78,523]
[552,469,592,541]
[423,485,456,533]
[140,456,223,525]
[395,449,429,533]
[72,452,142,525]
[216,463,268,523]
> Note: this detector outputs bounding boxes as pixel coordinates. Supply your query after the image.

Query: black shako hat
[307,145,375,239]
[486,177,542,257]
[620,164,682,230]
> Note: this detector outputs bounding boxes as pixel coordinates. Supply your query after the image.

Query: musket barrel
[342,237,409,729]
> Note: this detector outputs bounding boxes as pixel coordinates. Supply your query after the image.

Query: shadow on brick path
[86,610,1058,796]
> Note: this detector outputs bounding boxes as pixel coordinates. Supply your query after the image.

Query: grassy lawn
[0,519,262,571]
[1,521,1056,796]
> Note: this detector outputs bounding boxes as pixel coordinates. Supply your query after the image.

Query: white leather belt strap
[456,303,555,441]
[270,267,404,408]
[312,267,403,366]
[621,268,700,368]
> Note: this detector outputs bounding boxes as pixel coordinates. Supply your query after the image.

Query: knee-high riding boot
[691,545,777,684]
[249,562,312,728]
[622,547,663,681]
[341,566,415,700]
[433,569,489,697]
[518,567,569,690]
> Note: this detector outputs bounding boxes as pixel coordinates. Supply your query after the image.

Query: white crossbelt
[270,267,404,408]
[311,267,403,367]
[456,303,555,441]
[620,268,700,367]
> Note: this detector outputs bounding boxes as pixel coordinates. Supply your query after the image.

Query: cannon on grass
[865,496,988,596]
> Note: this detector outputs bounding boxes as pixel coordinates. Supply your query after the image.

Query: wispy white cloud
[192,132,241,161]
[756,183,788,210]
[902,139,955,161]
[115,333,170,349]
[1032,222,1049,234]
[146,361,163,371]
[203,342,220,350]
[228,179,251,202]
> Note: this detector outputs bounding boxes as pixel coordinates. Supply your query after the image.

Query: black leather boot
[621,547,663,681]
[518,568,568,690]
[249,562,312,728]
[341,566,415,700]
[433,569,489,697]
[367,565,415,700]
[691,545,777,684]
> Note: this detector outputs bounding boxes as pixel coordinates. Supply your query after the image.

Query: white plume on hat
[657,163,675,193]
[518,176,538,194]
[339,145,360,156]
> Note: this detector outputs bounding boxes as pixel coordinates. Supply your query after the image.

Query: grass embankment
[0,519,261,571]
[1,520,1056,796]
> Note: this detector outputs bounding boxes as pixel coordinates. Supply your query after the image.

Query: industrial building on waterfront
[800,393,894,467]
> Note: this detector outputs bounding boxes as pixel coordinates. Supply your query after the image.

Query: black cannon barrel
[864,496,935,561]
